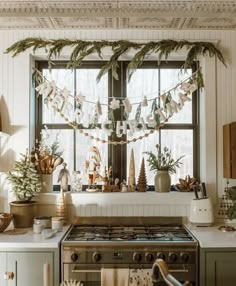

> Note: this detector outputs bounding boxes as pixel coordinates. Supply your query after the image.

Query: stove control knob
[92,252,101,262]
[71,253,79,262]
[169,253,178,263]
[133,252,142,262]
[157,252,166,261]
[145,253,154,262]
[180,252,189,263]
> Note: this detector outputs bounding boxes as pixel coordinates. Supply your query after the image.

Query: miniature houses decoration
[137,158,147,192]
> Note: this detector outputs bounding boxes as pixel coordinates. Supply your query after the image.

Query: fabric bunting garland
[33,68,198,145]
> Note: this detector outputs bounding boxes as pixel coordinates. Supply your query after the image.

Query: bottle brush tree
[7,150,41,201]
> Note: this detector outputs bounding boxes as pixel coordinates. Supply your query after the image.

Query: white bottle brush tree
[7,150,41,201]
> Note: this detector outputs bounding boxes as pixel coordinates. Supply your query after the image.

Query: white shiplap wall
[0,29,235,220]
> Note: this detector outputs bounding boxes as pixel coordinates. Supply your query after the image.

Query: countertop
[0,225,70,249]
[1,223,236,249]
[187,223,236,248]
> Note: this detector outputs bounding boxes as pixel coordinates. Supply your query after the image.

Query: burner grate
[65,224,194,242]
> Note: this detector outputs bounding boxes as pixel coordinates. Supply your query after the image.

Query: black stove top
[64,224,194,242]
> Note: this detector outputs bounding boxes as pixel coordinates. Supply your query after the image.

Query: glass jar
[71,171,82,192]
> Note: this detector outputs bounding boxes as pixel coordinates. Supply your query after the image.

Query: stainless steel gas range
[62,217,198,286]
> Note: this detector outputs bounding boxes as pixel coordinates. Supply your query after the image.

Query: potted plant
[144,145,184,192]
[7,150,41,228]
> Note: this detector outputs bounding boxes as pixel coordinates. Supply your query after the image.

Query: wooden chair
[152,259,192,286]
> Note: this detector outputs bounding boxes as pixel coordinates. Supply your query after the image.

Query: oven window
[34,61,199,187]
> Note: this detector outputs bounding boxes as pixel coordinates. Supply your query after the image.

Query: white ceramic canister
[51,217,63,232]
[34,216,52,228]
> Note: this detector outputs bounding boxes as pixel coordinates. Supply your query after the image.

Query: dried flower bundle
[31,126,63,174]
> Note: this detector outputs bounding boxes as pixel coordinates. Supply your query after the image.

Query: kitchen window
[34,61,199,188]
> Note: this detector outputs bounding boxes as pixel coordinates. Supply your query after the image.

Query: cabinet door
[206,252,236,286]
[0,253,7,286]
[7,252,53,286]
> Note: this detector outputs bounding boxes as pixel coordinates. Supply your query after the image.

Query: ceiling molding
[1,1,236,30]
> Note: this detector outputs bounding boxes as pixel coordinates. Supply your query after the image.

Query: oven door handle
[169,269,189,273]
[72,269,101,273]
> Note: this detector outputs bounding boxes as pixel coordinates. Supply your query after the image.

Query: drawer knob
[4,272,14,280]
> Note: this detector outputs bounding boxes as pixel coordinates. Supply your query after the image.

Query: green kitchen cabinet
[200,248,236,286]
[0,250,59,286]
[0,252,7,286]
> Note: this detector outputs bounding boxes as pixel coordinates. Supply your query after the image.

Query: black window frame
[34,60,199,186]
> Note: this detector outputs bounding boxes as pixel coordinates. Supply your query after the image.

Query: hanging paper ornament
[43,80,56,100]
[102,120,113,136]
[160,94,167,104]
[146,114,157,128]
[35,81,49,95]
[60,88,70,100]
[110,98,120,110]
[155,108,167,122]
[73,107,84,123]
[178,93,191,107]
[189,82,198,93]
[123,98,132,113]
[116,121,127,137]
[76,94,86,104]
[96,100,102,116]
[180,82,192,92]
[142,96,148,107]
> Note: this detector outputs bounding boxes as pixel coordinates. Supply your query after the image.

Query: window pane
[76,69,108,125]
[39,129,74,185]
[160,69,192,124]
[127,132,159,186]
[127,69,159,120]
[161,129,193,184]
[42,69,75,124]
[75,130,108,185]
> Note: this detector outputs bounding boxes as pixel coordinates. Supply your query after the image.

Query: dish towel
[101,268,130,286]
[129,269,153,286]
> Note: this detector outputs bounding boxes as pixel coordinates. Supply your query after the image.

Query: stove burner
[65,224,195,243]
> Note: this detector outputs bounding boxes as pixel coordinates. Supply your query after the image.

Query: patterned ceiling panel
[52,17,116,29]
[0,17,52,29]
[0,1,236,29]
[120,17,184,29]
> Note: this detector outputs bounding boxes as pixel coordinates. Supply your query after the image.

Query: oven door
[63,264,101,286]
[63,263,195,286]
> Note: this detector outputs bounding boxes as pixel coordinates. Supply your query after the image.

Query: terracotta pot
[9,201,37,228]
[154,171,171,192]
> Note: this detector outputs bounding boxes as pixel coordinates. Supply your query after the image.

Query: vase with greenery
[7,150,41,228]
[144,145,184,192]
[31,126,64,192]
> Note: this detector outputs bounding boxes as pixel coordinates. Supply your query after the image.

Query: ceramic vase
[154,171,171,192]
[41,174,53,193]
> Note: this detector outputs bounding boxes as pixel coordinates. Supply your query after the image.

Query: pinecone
[175,175,199,192]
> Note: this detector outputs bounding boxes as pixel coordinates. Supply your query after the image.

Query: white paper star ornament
[110,98,120,110]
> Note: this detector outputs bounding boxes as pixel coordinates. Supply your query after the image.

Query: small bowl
[0,213,13,232]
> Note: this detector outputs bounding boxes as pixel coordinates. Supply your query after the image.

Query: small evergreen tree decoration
[128,149,135,192]
[56,188,67,225]
[7,150,41,201]
[137,158,147,192]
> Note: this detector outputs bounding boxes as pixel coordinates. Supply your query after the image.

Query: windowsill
[37,191,194,205]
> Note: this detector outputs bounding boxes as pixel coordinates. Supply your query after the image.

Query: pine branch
[6,38,226,82]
